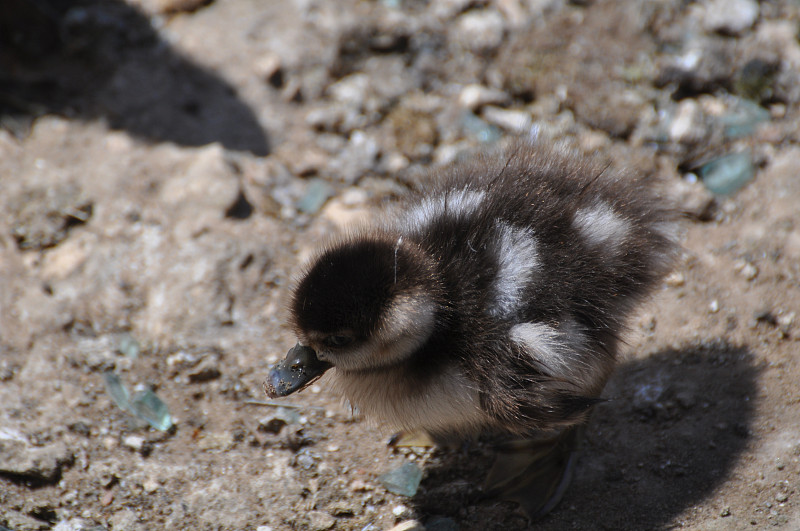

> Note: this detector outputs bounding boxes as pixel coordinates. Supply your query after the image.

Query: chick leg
[483,423,586,520]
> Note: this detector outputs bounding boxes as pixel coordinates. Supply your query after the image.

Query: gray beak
[264,343,332,398]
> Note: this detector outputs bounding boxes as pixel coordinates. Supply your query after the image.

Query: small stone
[377,462,423,497]
[775,492,788,503]
[458,85,509,110]
[665,271,685,288]
[306,510,335,531]
[197,431,235,452]
[349,479,371,492]
[453,9,505,52]
[187,357,222,383]
[481,106,532,134]
[703,0,759,35]
[296,179,334,214]
[460,111,501,144]
[0,440,73,483]
[699,151,755,195]
[709,300,720,313]
[100,490,114,506]
[258,407,301,434]
[737,262,758,281]
[387,521,425,531]
[142,478,160,493]
[122,435,146,452]
[720,506,731,517]
[328,501,356,516]
[669,99,707,144]
[721,98,770,139]
[392,504,412,518]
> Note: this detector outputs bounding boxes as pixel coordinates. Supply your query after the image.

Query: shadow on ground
[410,339,759,531]
[0,0,269,155]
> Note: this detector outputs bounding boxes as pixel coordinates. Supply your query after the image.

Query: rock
[452,9,506,52]
[328,501,356,516]
[122,435,147,453]
[52,518,107,531]
[187,357,222,383]
[0,440,73,483]
[699,151,755,196]
[457,85,510,111]
[159,143,240,227]
[197,431,235,452]
[702,0,759,36]
[306,511,335,531]
[388,521,425,531]
[258,407,301,434]
[480,106,532,134]
[296,179,334,215]
[1,510,51,531]
[329,131,380,183]
[668,100,707,144]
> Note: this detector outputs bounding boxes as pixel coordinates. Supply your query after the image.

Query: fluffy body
[290,142,676,441]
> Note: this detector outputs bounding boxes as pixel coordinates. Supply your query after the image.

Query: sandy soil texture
[1,0,799,529]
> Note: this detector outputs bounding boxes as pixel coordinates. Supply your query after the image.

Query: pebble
[709,300,720,313]
[453,9,506,52]
[328,501,356,516]
[458,84,510,111]
[187,357,222,383]
[122,435,147,452]
[668,99,707,144]
[702,0,759,35]
[0,440,73,483]
[664,271,686,288]
[306,510,336,531]
[775,492,788,502]
[699,151,755,196]
[481,106,532,134]
[387,521,425,531]
[734,260,759,281]
[197,431,235,452]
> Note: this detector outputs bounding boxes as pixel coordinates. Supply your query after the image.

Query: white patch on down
[509,322,572,376]
[489,223,539,319]
[405,189,485,229]
[509,321,608,392]
[573,202,630,251]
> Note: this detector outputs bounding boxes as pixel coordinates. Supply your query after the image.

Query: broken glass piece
[378,462,422,497]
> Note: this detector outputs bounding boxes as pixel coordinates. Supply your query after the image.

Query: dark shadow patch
[408,339,759,530]
[0,0,269,155]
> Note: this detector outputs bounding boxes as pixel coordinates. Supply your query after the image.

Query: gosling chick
[266,141,677,518]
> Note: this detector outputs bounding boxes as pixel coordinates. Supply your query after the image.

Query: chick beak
[264,343,332,398]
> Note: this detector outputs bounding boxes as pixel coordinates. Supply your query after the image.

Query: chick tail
[483,423,586,520]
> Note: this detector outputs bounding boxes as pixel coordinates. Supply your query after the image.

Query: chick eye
[323,335,353,348]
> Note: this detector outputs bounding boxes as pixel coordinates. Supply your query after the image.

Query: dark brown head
[289,233,441,372]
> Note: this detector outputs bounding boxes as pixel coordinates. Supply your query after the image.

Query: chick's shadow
[0,0,269,155]
[410,339,759,531]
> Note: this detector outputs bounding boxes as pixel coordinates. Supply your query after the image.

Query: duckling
[265,141,677,518]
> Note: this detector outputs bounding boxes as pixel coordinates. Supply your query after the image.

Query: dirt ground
[1,0,799,529]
